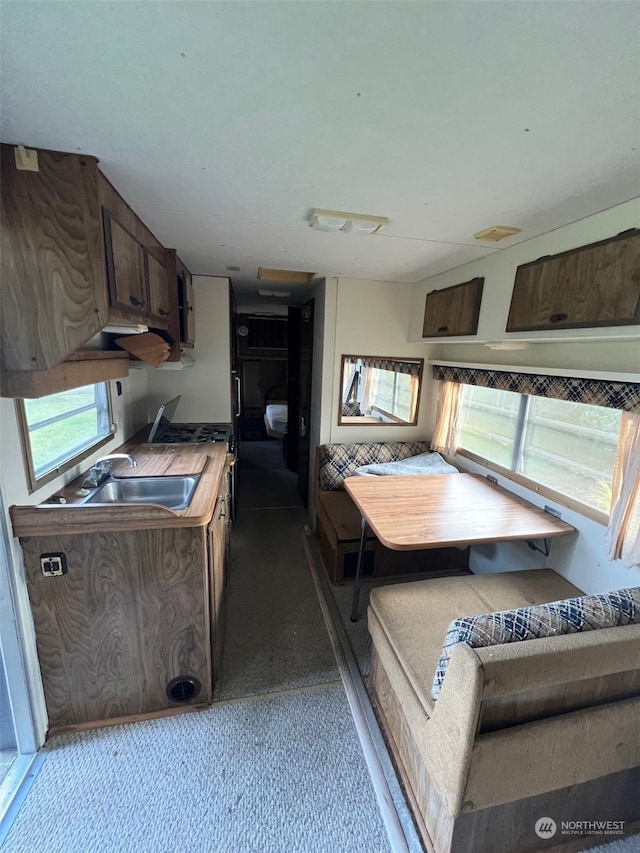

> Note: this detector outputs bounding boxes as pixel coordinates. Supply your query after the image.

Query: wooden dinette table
[343,473,575,621]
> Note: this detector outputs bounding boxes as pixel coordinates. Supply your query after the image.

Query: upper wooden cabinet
[1,143,177,378]
[146,249,171,323]
[422,277,484,337]
[507,230,640,332]
[98,172,170,331]
[1,146,109,372]
[103,210,147,318]
[177,256,195,348]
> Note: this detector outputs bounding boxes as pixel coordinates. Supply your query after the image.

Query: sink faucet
[82,453,137,488]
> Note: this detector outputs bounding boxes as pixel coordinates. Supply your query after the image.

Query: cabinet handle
[130,296,145,307]
[187,304,193,312]
[158,308,169,316]
[437,325,449,333]
[549,313,568,323]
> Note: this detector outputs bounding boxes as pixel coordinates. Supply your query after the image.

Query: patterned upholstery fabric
[342,401,362,417]
[432,364,640,413]
[353,451,458,477]
[318,441,432,491]
[432,587,640,700]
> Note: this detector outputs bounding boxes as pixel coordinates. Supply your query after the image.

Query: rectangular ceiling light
[474,225,521,242]
[310,209,389,235]
[257,267,315,283]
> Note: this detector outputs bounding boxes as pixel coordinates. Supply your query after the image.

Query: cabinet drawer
[507,230,640,331]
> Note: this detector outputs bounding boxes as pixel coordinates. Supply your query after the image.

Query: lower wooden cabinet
[21,477,231,733]
[208,473,231,683]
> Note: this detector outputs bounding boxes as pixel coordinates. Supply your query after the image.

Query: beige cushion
[369,568,583,716]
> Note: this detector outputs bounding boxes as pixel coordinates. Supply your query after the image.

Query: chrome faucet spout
[82,453,137,488]
[95,453,137,468]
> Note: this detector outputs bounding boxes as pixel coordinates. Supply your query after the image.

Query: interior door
[297,299,314,506]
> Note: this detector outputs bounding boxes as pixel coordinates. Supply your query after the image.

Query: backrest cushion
[432,587,640,700]
[318,441,432,491]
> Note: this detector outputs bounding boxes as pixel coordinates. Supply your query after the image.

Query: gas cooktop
[152,423,232,445]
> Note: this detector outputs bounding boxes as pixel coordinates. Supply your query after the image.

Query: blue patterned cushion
[318,442,432,490]
[432,587,640,701]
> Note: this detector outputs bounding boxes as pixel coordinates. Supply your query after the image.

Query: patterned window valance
[432,365,640,413]
[361,357,422,377]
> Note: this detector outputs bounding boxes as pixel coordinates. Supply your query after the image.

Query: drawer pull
[437,325,449,333]
[130,296,145,307]
[549,313,568,323]
[158,308,169,316]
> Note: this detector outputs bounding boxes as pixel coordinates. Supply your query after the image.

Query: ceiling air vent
[474,225,521,242]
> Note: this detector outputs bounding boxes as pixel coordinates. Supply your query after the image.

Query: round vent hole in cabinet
[166,676,201,704]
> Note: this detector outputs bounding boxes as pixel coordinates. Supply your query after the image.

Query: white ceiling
[2,1,639,308]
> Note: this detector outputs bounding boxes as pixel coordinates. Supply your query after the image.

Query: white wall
[453,455,638,594]
[325,278,444,443]
[0,368,150,743]
[409,198,640,346]
[146,276,232,423]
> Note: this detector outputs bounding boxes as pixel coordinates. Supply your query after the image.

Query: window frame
[16,383,114,494]
[455,387,619,525]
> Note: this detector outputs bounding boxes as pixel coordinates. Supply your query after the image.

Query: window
[457,385,621,517]
[17,384,113,491]
[367,368,415,422]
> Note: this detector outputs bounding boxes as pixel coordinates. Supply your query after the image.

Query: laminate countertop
[10,432,233,538]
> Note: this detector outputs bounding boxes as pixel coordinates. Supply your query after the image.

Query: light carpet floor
[3,440,391,853]
[1,684,390,853]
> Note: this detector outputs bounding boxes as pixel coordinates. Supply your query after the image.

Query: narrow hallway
[1,441,392,853]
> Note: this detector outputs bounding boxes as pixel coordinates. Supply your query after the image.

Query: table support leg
[350,515,368,623]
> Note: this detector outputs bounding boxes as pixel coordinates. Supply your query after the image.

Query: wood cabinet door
[507,230,640,331]
[208,492,229,684]
[103,209,147,319]
[177,265,196,347]
[146,248,170,328]
[184,271,196,345]
[21,527,210,730]
[0,145,108,371]
[422,277,484,337]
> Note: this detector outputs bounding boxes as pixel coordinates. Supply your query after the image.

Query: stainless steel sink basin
[84,475,200,510]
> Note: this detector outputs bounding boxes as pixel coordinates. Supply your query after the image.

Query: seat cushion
[432,587,640,700]
[368,568,582,716]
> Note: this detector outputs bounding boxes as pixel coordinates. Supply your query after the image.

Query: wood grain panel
[103,211,147,317]
[422,277,484,337]
[0,145,108,371]
[22,526,210,731]
[507,230,640,331]
[0,352,129,399]
[480,669,640,733]
[146,248,171,327]
[344,473,574,550]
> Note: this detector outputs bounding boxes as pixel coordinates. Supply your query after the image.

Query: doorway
[0,491,42,843]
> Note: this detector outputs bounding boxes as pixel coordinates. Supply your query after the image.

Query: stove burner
[148,422,232,446]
